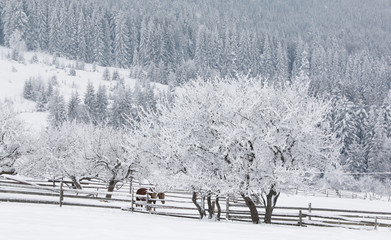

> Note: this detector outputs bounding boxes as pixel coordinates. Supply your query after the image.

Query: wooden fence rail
[0,175,390,230]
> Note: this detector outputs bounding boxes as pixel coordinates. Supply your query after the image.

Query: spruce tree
[84,82,96,123]
[23,79,34,100]
[113,11,130,68]
[37,0,49,50]
[68,91,81,121]
[102,68,110,81]
[35,90,47,112]
[48,90,67,127]
[77,8,88,61]
[95,85,109,124]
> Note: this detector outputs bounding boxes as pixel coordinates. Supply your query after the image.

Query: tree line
[23,75,162,129]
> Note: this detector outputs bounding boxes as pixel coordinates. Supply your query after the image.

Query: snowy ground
[0,203,389,240]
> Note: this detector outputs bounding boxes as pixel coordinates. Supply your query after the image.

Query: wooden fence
[0,174,390,230]
[225,198,391,230]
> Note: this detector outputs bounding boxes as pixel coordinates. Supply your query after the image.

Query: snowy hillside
[0,46,142,132]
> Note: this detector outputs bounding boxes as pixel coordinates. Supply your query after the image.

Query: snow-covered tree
[9,29,26,61]
[83,82,96,123]
[113,11,130,68]
[67,91,81,121]
[102,68,110,81]
[110,86,133,129]
[48,90,67,127]
[131,76,339,223]
[95,85,109,124]
[21,121,94,189]
[0,105,26,175]
[85,126,135,198]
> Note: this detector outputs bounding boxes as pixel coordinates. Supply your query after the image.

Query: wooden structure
[0,174,390,230]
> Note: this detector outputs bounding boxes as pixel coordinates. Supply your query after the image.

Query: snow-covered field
[0,203,389,240]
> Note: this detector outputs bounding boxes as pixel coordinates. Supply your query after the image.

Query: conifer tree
[23,79,33,100]
[48,90,67,127]
[113,11,130,68]
[77,8,88,61]
[37,0,49,50]
[260,35,274,81]
[92,10,106,65]
[35,90,47,112]
[48,8,60,54]
[84,82,96,123]
[68,91,81,121]
[95,85,109,124]
[102,68,110,81]
[26,0,40,50]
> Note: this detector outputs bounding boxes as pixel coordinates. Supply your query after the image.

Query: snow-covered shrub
[30,54,39,64]
[76,61,85,70]
[102,68,110,81]
[69,68,76,76]
[49,75,58,86]
[112,70,120,81]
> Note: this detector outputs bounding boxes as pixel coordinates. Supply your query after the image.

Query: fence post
[326,190,328,197]
[59,180,64,207]
[299,210,302,226]
[146,191,150,213]
[201,196,205,216]
[308,203,312,220]
[225,197,230,220]
[130,178,134,212]
[129,177,133,194]
[374,217,378,230]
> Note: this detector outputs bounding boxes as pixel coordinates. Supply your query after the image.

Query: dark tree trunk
[215,196,221,221]
[207,195,213,219]
[263,187,280,224]
[242,194,259,224]
[192,191,205,219]
[105,178,117,199]
[0,169,16,175]
[70,176,82,189]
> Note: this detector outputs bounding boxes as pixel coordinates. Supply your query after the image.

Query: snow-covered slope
[0,47,138,133]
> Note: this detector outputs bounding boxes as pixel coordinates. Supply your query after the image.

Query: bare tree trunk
[242,194,259,224]
[215,196,221,221]
[192,191,205,219]
[70,176,82,189]
[106,178,117,199]
[263,187,280,224]
[207,194,213,219]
